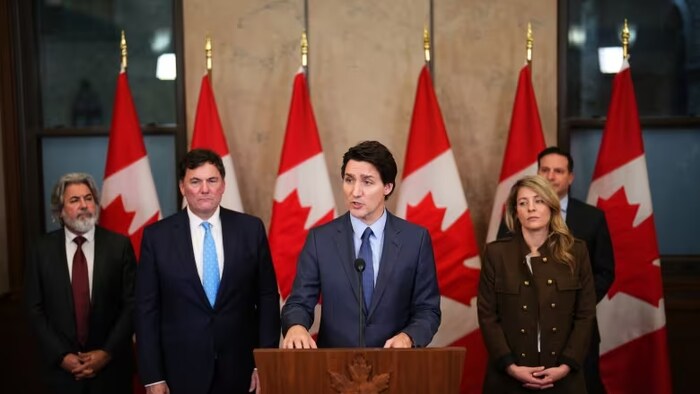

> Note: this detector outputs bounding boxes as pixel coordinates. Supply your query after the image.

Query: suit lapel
[367,212,400,318]
[333,213,362,305]
[173,211,212,308]
[91,228,107,310]
[565,198,581,233]
[55,230,77,339]
[217,208,238,307]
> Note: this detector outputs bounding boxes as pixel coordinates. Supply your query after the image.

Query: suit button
[551,303,556,308]
[547,279,553,285]
[523,280,530,286]
[520,328,526,334]
[520,353,526,358]
[522,305,528,311]
[551,351,556,356]
[552,327,558,333]
[542,257,548,262]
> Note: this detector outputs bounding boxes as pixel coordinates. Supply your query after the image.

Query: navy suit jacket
[135,208,280,394]
[565,198,615,303]
[281,211,441,348]
[25,226,136,394]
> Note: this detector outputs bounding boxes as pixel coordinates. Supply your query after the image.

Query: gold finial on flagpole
[622,19,630,60]
[205,35,213,77]
[301,31,308,67]
[423,25,431,63]
[526,22,533,65]
[120,30,128,71]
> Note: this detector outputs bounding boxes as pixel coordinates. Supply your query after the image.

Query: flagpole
[621,19,630,60]
[206,35,212,79]
[423,25,431,64]
[120,30,128,72]
[526,22,533,66]
[301,31,308,68]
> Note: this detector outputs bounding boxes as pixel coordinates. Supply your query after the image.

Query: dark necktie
[359,227,374,312]
[72,236,90,347]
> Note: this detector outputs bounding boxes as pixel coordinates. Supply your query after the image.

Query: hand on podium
[383,332,413,348]
[282,325,318,349]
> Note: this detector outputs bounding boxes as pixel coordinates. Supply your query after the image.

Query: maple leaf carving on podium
[270,189,334,298]
[328,355,390,394]
[596,187,663,306]
[405,193,480,305]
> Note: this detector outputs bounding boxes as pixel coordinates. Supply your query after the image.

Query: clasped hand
[506,364,571,390]
[61,350,111,380]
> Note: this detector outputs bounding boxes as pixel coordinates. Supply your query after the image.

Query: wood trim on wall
[1,0,188,295]
[0,0,26,296]
[173,0,187,207]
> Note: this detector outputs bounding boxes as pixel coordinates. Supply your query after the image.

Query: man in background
[135,149,280,394]
[25,172,136,394]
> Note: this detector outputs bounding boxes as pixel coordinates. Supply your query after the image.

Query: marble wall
[183,0,557,246]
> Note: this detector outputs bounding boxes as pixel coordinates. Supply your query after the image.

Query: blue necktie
[202,222,220,307]
[359,227,374,312]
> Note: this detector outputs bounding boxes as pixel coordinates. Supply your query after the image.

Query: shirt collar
[349,208,388,238]
[560,194,570,215]
[186,205,222,229]
[64,225,96,243]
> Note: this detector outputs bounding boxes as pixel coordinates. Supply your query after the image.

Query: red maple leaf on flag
[101,195,135,235]
[100,195,158,258]
[270,190,334,298]
[405,193,480,305]
[596,187,663,306]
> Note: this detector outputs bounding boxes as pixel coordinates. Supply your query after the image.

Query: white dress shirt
[187,206,225,281]
[64,226,96,298]
[349,209,387,284]
[560,194,570,221]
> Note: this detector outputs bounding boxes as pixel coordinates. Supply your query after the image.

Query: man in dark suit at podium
[135,149,280,394]
[281,141,441,349]
[25,173,136,394]
[497,146,615,393]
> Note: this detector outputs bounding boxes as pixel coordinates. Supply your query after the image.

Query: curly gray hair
[50,172,100,225]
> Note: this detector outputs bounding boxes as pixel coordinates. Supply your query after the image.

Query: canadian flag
[587,59,672,394]
[189,73,244,212]
[485,64,546,242]
[100,70,161,259]
[269,68,335,329]
[395,65,485,394]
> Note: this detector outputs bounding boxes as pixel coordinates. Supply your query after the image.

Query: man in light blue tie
[281,141,441,349]
[135,149,280,394]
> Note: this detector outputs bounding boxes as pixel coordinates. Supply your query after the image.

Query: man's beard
[64,211,99,234]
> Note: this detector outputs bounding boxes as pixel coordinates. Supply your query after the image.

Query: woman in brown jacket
[478,175,596,393]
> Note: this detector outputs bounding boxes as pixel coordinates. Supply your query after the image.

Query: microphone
[354,258,366,347]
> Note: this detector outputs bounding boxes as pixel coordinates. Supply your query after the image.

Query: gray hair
[50,172,100,224]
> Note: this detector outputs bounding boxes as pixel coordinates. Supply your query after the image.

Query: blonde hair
[505,175,575,270]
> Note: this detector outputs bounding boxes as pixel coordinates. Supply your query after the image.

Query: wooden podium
[254,347,465,393]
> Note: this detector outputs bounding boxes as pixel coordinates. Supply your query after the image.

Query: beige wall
[183,0,557,247]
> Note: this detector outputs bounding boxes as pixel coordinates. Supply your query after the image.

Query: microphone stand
[354,258,366,347]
